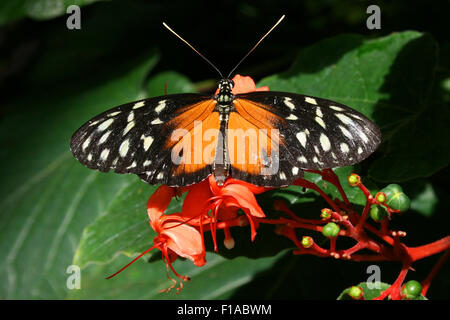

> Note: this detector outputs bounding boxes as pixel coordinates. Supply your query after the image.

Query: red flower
[215,74,269,95]
[182,175,268,250]
[147,185,206,268]
[106,185,206,293]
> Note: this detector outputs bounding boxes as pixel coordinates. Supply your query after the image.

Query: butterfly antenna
[163,22,224,78]
[227,15,285,79]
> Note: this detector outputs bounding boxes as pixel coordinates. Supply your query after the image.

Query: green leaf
[73,180,188,268]
[369,101,450,181]
[407,181,438,217]
[337,282,427,300]
[73,181,158,269]
[146,71,196,98]
[0,53,158,299]
[68,251,283,299]
[0,0,102,24]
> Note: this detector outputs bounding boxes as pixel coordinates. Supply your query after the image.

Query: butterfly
[70,16,381,188]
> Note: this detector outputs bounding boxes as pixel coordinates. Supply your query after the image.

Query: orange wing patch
[167,101,220,175]
[228,99,285,176]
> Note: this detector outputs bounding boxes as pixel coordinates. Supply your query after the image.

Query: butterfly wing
[70,93,217,186]
[231,91,381,186]
[226,97,299,186]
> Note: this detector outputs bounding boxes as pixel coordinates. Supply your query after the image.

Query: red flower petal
[215,74,269,95]
[162,222,206,267]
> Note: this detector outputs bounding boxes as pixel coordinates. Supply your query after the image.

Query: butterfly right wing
[70,93,218,186]
[229,91,381,186]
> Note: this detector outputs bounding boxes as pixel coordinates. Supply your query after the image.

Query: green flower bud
[348,286,364,300]
[380,184,410,212]
[370,205,388,222]
[322,222,340,238]
[348,173,361,186]
[301,236,314,248]
[320,208,332,220]
[375,192,387,203]
[402,280,422,299]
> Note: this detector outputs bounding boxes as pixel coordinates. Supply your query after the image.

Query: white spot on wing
[141,135,154,151]
[157,172,164,180]
[123,121,135,136]
[279,171,287,180]
[298,156,307,163]
[127,111,134,123]
[296,131,307,148]
[155,100,167,113]
[315,116,326,129]
[100,149,110,161]
[284,97,295,110]
[340,143,349,153]
[151,118,163,125]
[335,113,354,126]
[133,101,145,109]
[89,120,101,126]
[358,147,363,154]
[330,105,344,111]
[286,114,298,120]
[359,130,369,143]
[97,118,114,131]
[98,131,111,144]
[320,133,331,151]
[119,139,130,157]
[316,107,323,118]
[82,136,91,151]
[87,154,92,161]
[143,160,152,166]
[292,166,299,175]
[127,161,137,169]
[305,97,317,105]
[349,113,364,121]
[108,111,121,117]
[339,125,353,139]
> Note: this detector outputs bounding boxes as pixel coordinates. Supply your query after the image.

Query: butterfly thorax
[216,79,234,108]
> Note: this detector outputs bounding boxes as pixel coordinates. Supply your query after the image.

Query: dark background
[1,0,449,97]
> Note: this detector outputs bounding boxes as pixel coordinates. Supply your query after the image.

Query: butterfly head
[218,79,234,93]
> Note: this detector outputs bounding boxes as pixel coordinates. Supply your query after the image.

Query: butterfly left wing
[230,91,381,186]
[70,93,217,186]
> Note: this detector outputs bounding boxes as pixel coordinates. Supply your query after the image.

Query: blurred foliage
[0,0,448,299]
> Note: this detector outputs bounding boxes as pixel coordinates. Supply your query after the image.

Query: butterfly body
[70,77,381,187]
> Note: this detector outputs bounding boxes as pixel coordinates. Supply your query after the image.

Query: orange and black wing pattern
[230,91,381,186]
[71,88,381,187]
[70,93,218,186]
